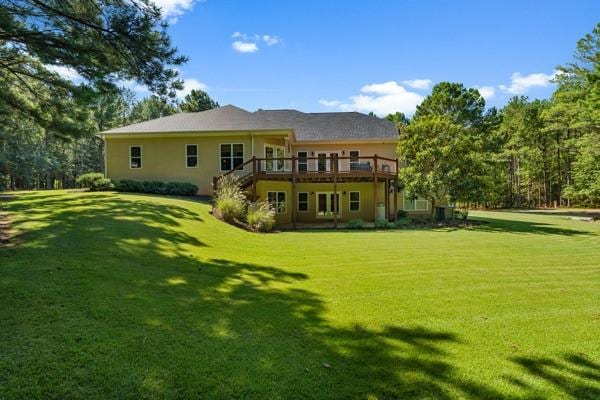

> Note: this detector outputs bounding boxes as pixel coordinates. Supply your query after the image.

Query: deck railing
[216,155,397,179]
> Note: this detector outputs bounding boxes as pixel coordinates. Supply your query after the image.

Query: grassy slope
[0,190,598,399]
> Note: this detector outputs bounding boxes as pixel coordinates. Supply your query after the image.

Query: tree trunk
[556,131,562,207]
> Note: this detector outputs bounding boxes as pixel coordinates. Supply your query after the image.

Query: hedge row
[116,179,198,196]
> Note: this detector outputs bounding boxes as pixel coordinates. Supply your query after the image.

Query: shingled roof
[255,109,397,141]
[102,105,285,134]
[102,104,398,142]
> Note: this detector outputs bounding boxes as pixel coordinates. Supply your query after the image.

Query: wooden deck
[214,154,399,229]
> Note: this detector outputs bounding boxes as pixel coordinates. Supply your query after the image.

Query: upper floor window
[349,150,360,170]
[129,146,142,169]
[297,151,308,172]
[186,144,198,168]
[220,143,244,171]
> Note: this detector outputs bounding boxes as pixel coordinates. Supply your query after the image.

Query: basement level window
[349,191,360,211]
[298,192,309,212]
[268,191,287,214]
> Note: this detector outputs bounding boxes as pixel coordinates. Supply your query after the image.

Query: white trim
[185,144,198,168]
[349,191,361,212]
[267,191,288,214]
[129,145,142,169]
[219,142,245,172]
[297,192,309,213]
[315,191,341,219]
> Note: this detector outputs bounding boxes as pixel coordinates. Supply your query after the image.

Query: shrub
[141,180,167,194]
[397,210,407,218]
[386,221,397,229]
[374,219,389,229]
[115,179,198,196]
[246,201,276,232]
[166,181,198,196]
[214,175,246,223]
[76,172,114,191]
[346,219,365,229]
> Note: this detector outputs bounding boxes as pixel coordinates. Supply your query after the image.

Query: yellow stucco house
[101,105,429,226]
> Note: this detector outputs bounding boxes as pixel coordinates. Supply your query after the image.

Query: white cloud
[262,35,279,46]
[45,65,81,80]
[320,80,425,116]
[120,79,150,96]
[499,72,556,95]
[475,86,495,100]
[401,79,433,90]
[152,0,198,23]
[231,32,281,53]
[177,78,208,98]
[232,41,259,53]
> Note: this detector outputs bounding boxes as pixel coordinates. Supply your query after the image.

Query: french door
[265,144,285,172]
[316,192,341,218]
[316,152,339,172]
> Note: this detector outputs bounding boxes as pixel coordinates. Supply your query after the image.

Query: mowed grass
[0,190,599,399]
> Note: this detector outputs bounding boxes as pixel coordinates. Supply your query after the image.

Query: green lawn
[1,191,599,399]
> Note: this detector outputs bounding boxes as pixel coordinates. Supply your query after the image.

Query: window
[297,151,308,172]
[186,144,198,168]
[220,143,244,171]
[297,192,309,212]
[317,153,327,172]
[349,150,360,170]
[129,146,142,169]
[267,191,287,214]
[403,192,429,211]
[349,191,360,211]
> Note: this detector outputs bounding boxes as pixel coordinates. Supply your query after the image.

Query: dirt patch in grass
[0,211,10,245]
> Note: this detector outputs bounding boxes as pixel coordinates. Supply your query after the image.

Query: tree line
[394,24,599,212]
[0,89,218,190]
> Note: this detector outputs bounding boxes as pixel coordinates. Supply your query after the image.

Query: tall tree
[414,82,486,128]
[0,0,186,138]
[385,112,409,129]
[129,96,176,123]
[179,90,219,112]
[398,82,493,217]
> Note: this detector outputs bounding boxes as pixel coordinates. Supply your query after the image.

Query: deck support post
[373,154,378,222]
[393,158,398,222]
[252,156,257,201]
[384,179,389,221]
[332,154,338,228]
[292,155,297,230]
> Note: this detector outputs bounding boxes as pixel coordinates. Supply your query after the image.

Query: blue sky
[151,0,599,116]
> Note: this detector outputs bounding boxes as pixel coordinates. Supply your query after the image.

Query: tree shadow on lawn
[504,354,600,399]
[469,215,595,236]
[1,193,598,399]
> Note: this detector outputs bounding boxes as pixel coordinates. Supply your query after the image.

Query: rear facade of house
[101,105,430,226]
